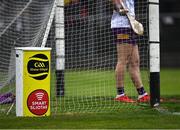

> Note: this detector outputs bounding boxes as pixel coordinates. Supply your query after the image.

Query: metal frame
[149,0,160,107]
[55,0,65,96]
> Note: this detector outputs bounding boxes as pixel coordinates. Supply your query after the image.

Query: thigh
[130,45,140,66]
[116,44,132,64]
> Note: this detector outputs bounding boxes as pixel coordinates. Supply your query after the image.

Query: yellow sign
[23,51,51,116]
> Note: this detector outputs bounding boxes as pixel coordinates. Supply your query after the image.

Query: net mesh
[0,0,149,114]
[56,0,149,113]
[0,0,55,113]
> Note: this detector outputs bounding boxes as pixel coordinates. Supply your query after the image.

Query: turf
[54,69,149,113]
[161,68,180,96]
[63,69,149,97]
[0,69,180,129]
[0,111,180,129]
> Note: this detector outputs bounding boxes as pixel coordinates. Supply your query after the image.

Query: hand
[118,0,129,15]
[113,0,128,15]
[119,8,129,14]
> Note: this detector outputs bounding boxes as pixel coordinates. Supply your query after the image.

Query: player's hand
[119,8,129,15]
[119,0,128,14]
[113,0,128,15]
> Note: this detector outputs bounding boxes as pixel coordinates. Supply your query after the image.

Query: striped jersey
[111,0,135,28]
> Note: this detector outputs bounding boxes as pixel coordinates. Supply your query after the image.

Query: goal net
[0,0,55,113]
[0,0,149,114]
[57,0,149,113]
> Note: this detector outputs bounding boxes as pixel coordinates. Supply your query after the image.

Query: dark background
[160,0,180,67]
[0,0,179,69]
[64,0,180,68]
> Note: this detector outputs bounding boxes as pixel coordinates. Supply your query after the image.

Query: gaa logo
[27,54,49,80]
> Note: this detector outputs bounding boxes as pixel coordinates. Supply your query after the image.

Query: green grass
[161,68,180,96]
[0,68,180,129]
[0,111,180,129]
[54,69,149,113]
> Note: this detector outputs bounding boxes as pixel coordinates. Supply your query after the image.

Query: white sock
[138,92,148,99]
[116,94,125,98]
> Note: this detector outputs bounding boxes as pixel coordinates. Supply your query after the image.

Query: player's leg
[115,44,127,89]
[128,45,149,102]
[128,45,143,88]
[115,44,135,103]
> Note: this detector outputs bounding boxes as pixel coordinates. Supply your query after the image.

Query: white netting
[0,0,55,89]
[0,0,55,113]
[0,0,149,114]
[56,0,149,113]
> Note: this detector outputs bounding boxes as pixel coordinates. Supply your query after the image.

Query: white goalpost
[149,0,160,107]
[0,0,160,115]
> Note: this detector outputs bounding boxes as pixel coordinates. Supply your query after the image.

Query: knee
[116,62,126,68]
[131,59,140,68]
[116,62,125,72]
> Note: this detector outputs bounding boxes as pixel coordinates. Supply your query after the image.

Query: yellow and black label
[117,34,130,40]
[23,51,50,117]
[27,54,49,80]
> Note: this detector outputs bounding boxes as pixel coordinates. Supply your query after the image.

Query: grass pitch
[0,68,180,129]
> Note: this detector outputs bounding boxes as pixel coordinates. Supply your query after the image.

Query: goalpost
[0,0,160,115]
[149,0,160,107]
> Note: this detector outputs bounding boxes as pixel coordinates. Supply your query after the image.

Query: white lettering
[34,62,45,68]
